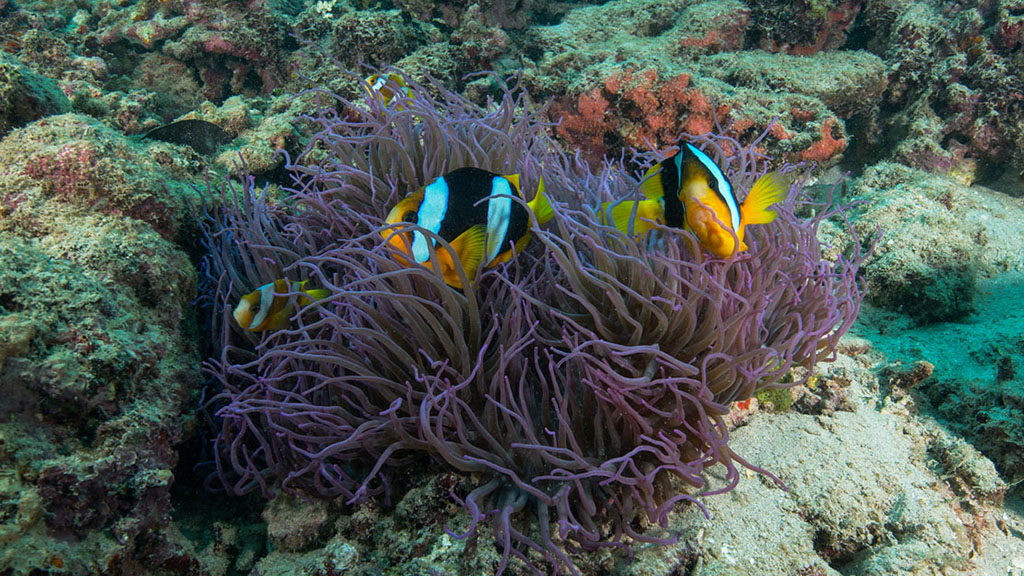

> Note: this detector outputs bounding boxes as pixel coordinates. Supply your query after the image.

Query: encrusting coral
[197,70,869,574]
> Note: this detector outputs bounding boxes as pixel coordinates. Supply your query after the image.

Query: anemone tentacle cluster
[198,72,869,574]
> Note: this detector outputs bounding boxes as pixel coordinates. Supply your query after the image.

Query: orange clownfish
[601,142,789,257]
[364,73,410,107]
[232,279,330,331]
[382,167,554,289]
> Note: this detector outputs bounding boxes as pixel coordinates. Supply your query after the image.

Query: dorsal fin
[527,176,554,226]
[740,171,790,225]
[504,173,521,196]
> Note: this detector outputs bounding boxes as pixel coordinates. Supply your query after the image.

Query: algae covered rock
[851,163,981,323]
[849,162,1024,323]
[0,113,203,241]
[0,54,71,136]
[530,0,865,168]
[0,112,203,573]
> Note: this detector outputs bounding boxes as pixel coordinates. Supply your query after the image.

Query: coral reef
[529,0,881,168]
[853,0,1024,186]
[688,407,974,575]
[0,112,202,573]
[746,0,864,54]
[198,73,867,574]
[0,0,1020,190]
[2,114,200,240]
[0,0,1020,572]
[860,266,1024,499]
[920,349,1024,486]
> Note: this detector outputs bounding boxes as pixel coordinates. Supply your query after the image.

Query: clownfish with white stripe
[364,73,410,107]
[601,142,790,258]
[233,279,330,331]
[382,167,554,289]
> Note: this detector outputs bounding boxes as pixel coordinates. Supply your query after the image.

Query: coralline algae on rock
[0,111,203,574]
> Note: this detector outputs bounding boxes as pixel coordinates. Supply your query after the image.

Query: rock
[0,54,71,137]
[264,495,332,552]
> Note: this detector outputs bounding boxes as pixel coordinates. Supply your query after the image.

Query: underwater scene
[0,0,1023,574]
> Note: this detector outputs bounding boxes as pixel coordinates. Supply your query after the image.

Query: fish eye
[403,211,417,223]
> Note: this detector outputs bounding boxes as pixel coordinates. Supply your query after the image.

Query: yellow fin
[304,288,330,300]
[298,288,331,306]
[740,171,790,225]
[527,176,554,226]
[640,164,666,200]
[447,224,487,285]
[601,199,663,236]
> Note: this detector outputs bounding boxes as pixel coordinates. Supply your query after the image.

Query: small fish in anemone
[232,279,329,331]
[382,166,554,288]
[364,72,410,107]
[197,69,872,576]
[601,141,790,257]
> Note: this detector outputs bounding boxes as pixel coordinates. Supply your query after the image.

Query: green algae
[754,386,795,413]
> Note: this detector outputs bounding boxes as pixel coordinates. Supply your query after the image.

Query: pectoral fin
[445,224,487,286]
[526,176,554,226]
[740,171,790,225]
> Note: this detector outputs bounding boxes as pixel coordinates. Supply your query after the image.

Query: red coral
[678,9,750,53]
[800,117,847,163]
[789,0,863,55]
[554,69,848,166]
[555,69,726,163]
[770,121,794,140]
[553,87,618,166]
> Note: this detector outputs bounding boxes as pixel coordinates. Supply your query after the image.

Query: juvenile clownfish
[601,142,790,258]
[233,279,330,331]
[382,167,554,289]
[364,73,411,106]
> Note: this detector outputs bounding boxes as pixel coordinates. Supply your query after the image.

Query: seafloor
[0,0,1022,575]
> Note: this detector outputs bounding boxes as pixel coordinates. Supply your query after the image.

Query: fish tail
[600,199,663,236]
[301,288,331,303]
[292,280,330,306]
[740,171,790,225]
[527,176,554,226]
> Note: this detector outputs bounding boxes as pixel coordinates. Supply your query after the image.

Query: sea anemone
[197,71,869,574]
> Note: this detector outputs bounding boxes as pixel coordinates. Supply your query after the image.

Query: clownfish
[601,142,789,258]
[382,167,554,289]
[232,279,330,331]
[364,73,410,106]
